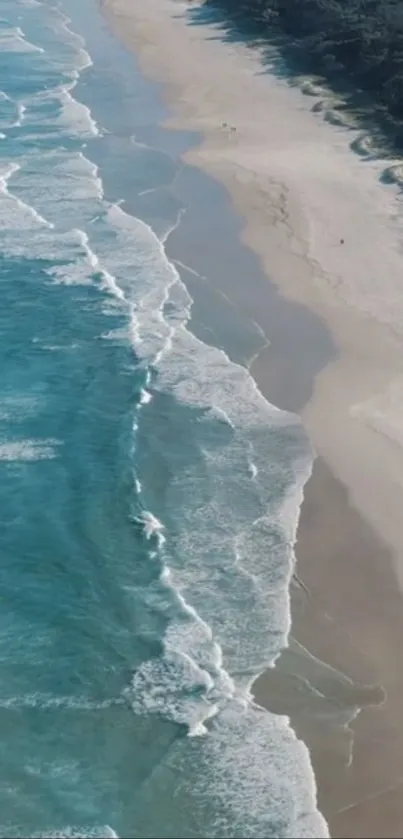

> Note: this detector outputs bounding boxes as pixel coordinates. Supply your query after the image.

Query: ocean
[0,0,328,835]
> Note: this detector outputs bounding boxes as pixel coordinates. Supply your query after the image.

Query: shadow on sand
[173,0,403,180]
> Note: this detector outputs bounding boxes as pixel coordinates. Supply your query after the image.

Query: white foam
[0,394,42,421]
[160,205,187,244]
[351,132,379,158]
[0,158,118,285]
[0,91,23,130]
[124,650,219,733]
[0,693,123,710]
[91,200,311,698]
[300,79,326,97]
[194,699,329,837]
[139,388,152,404]
[99,269,126,301]
[134,509,166,544]
[13,102,26,127]
[0,161,53,229]
[92,203,187,361]
[57,83,99,137]
[0,25,44,53]
[0,439,60,461]
[8,151,104,235]
[248,459,258,479]
[45,6,86,50]
[383,162,403,186]
[28,827,118,839]
[44,229,105,285]
[206,403,235,429]
[55,12,93,71]
[0,161,20,184]
[21,84,99,140]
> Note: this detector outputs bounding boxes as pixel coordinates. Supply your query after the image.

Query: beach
[0,0,330,832]
[103,0,403,835]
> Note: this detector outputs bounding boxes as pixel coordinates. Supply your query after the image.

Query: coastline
[102,0,403,835]
[103,0,403,566]
[166,156,399,839]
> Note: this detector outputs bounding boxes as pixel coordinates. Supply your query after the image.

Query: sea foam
[0,1,326,835]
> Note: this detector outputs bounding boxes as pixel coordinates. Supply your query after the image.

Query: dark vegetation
[199,0,403,149]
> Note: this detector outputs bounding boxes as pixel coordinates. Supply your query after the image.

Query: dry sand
[103,0,403,834]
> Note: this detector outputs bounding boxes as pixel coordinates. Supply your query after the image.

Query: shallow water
[0,0,327,835]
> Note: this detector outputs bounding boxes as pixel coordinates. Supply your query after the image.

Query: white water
[0,1,327,836]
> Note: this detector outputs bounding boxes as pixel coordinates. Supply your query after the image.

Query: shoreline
[254,456,403,838]
[104,0,403,568]
[166,160,397,838]
[102,1,403,835]
[165,158,335,414]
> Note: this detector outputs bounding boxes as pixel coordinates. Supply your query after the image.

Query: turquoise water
[0,1,327,836]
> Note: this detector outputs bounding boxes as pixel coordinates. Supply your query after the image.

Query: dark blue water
[0,1,328,835]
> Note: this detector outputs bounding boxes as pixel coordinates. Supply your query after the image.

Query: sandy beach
[103,0,403,834]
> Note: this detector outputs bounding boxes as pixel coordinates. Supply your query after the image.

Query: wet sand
[103,0,403,835]
[165,160,334,414]
[169,163,403,837]
[255,457,403,838]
